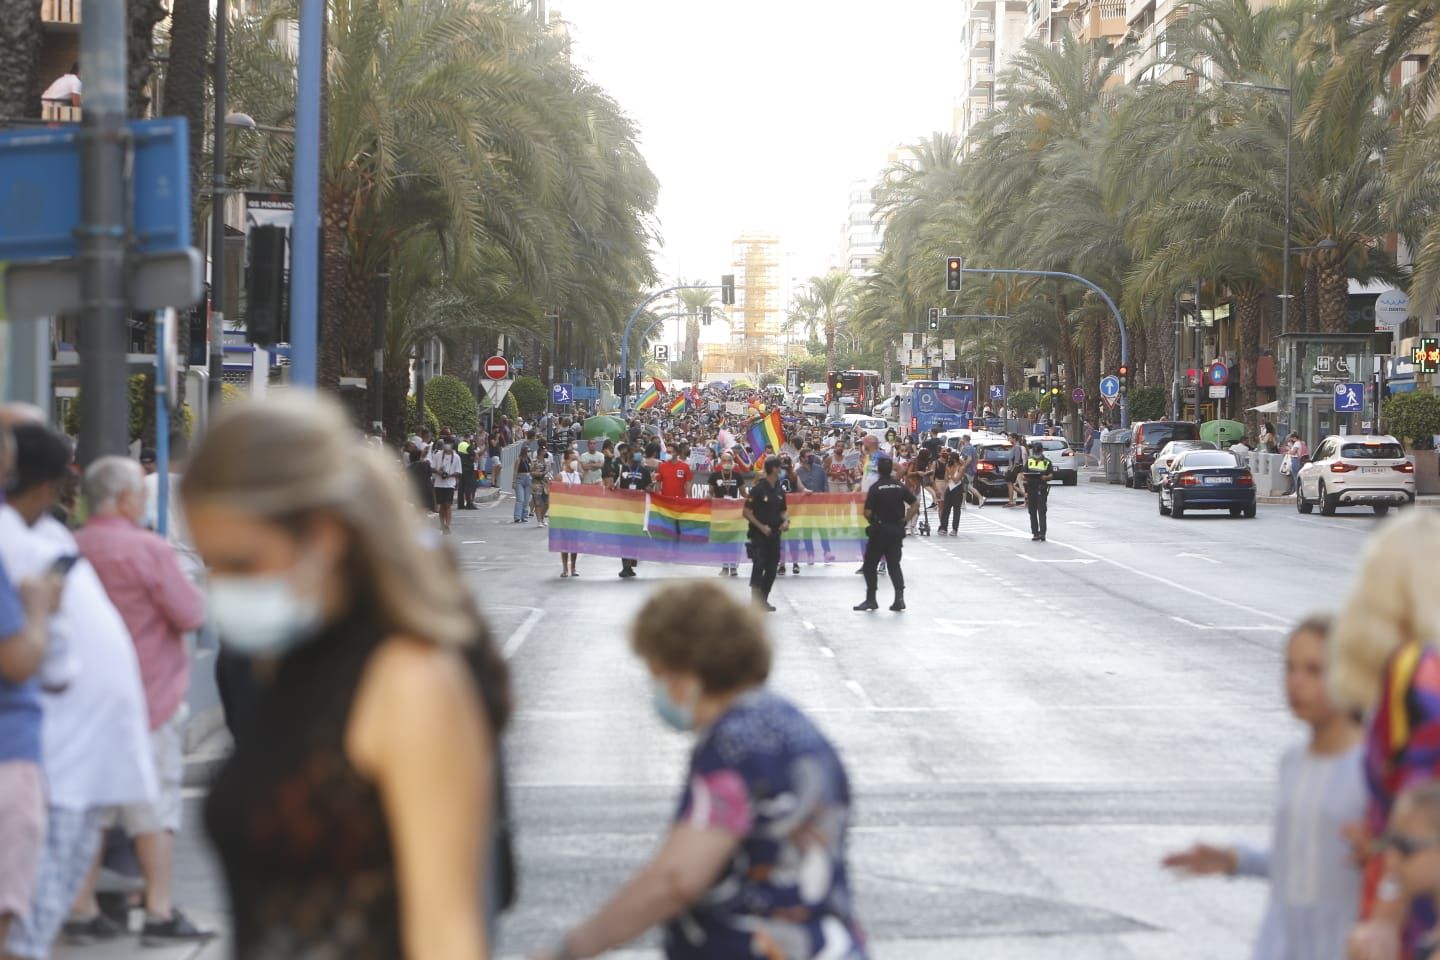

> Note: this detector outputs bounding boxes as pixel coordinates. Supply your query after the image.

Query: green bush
[1009,391,1037,415]
[423,374,479,433]
[510,375,547,416]
[1127,385,1168,422]
[1382,391,1440,444]
[63,374,195,440]
[406,395,441,437]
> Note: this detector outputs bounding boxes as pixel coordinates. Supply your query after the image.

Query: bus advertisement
[827,370,882,414]
[906,379,976,435]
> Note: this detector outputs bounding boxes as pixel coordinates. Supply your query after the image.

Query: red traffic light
[1118,364,1130,378]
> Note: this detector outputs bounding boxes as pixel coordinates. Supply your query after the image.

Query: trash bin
[1098,429,1124,484]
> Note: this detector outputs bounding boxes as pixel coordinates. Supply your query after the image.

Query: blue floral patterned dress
[666,689,867,960]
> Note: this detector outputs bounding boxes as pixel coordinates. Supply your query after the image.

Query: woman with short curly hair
[535,581,867,960]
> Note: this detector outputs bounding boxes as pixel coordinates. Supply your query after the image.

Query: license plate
[1203,476,1228,485]
[1362,467,1387,474]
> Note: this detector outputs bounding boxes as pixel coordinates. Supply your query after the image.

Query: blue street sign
[989,384,1006,401]
[1099,375,1120,399]
[1334,381,1364,413]
[572,385,599,402]
[1207,361,1230,386]
[551,382,573,404]
[0,117,191,262]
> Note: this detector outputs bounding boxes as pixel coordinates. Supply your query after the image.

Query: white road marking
[462,540,487,544]
[1171,616,1286,633]
[844,679,876,709]
[1283,515,1374,534]
[965,509,1292,625]
[502,606,545,659]
[818,646,836,658]
[1176,552,1220,564]
[1065,520,1099,528]
[1018,554,1097,564]
[802,620,816,631]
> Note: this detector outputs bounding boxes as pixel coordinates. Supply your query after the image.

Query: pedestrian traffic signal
[927,307,939,331]
[1415,337,1440,374]
[702,306,713,326]
[945,256,965,292]
[720,275,735,306]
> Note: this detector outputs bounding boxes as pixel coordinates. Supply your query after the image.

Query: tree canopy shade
[228,0,658,438]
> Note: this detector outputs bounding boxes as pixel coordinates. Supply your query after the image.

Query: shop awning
[1247,400,1279,413]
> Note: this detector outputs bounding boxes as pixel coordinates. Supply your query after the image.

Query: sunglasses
[1375,832,1440,858]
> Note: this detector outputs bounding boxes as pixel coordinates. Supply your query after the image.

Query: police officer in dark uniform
[854,456,918,613]
[742,456,788,612]
[1023,441,1056,541]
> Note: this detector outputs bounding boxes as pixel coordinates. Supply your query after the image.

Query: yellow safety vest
[1027,457,1050,473]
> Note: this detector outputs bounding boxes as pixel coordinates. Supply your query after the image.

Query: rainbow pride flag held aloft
[746,410,785,458]
[634,386,660,411]
[667,392,687,414]
[548,487,869,565]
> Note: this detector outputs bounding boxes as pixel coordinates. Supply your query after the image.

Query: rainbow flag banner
[548,487,869,564]
[634,387,660,411]
[667,392,687,414]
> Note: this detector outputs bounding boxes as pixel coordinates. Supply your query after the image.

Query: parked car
[800,393,828,417]
[872,395,898,422]
[1295,434,1416,516]
[1148,440,1218,491]
[836,414,890,440]
[970,439,1019,500]
[1025,435,1078,485]
[1158,449,1257,518]
[1126,421,1201,488]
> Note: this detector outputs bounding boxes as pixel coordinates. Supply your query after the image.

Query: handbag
[1280,456,1293,477]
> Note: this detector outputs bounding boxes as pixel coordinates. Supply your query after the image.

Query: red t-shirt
[657,459,694,498]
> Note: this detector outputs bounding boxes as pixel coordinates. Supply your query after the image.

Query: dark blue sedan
[1158,450,1257,519]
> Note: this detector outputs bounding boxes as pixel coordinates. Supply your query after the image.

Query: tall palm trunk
[1316,256,1350,333]
[1084,321,1102,423]
[824,318,835,378]
[1234,285,1263,430]
[0,0,41,120]
[128,0,167,115]
[320,188,351,389]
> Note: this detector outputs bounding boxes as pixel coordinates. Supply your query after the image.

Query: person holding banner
[709,452,746,578]
[742,458,788,612]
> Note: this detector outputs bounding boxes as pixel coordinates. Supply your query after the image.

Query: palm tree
[788,272,855,375]
[675,283,723,385]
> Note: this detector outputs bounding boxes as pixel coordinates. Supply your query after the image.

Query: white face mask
[207,569,324,656]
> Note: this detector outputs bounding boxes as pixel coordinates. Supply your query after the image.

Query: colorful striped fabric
[746,419,768,459]
[667,392,687,414]
[634,386,660,411]
[761,410,785,452]
[547,486,870,564]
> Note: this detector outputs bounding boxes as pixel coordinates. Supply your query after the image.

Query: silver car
[1148,440,1217,491]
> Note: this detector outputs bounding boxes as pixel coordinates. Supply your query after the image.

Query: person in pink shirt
[72,457,211,945]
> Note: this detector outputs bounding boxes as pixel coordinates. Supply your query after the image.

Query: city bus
[826,369,883,414]
[903,379,977,436]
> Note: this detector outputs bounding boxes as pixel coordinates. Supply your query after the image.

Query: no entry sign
[483,355,510,381]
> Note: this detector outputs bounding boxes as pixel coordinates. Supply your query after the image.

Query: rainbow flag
[746,410,784,457]
[634,386,660,411]
[548,487,869,564]
[667,392,687,414]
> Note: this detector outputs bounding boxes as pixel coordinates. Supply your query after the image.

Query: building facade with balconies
[954,0,1032,143]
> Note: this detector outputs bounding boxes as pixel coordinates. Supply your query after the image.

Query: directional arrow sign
[1099,375,1120,399]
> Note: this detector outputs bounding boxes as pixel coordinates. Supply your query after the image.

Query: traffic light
[702,306,713,326]
[1118,363,1130,393]
[927,307,940,331]
[945,256,965,292]
[1048,375,1060,398]
[613,374,627,397]
[720,275,735,306]
[832,374,845,394]
[246,225,288,346]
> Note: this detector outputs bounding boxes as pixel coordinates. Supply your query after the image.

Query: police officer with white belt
[1023,441,1056,542]
[854,456,918,613]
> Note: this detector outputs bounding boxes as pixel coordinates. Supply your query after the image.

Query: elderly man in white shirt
[0,417,155,959]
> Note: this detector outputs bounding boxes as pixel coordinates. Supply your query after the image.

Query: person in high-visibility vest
[1023,442,1056,542]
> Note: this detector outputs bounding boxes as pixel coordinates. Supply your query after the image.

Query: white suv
[1296,434,1416,516]
[1024,436,1078,485]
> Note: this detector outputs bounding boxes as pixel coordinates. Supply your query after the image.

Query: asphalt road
[81,476,1391,960]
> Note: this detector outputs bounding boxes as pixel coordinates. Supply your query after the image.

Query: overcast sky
[561,1,960,286]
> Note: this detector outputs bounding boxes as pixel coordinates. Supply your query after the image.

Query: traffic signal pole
[956,267,1131,428]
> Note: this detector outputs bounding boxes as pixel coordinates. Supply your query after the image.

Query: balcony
[970,18,995,53]
[41,102,81,123]
[1080,0,1127,39]
[41,0,80,26]
[970,62,994,94]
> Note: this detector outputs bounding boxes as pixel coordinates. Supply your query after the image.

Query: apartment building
[953,0,1030,142]
[835,179,883,279]
[37,0,81,122]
